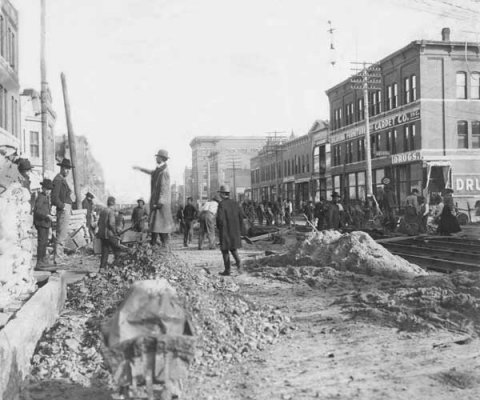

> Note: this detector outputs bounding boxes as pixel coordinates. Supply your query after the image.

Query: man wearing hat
[17,158,33,191]
[216,184,246,276]
[51,158,73,262]
[131,197,149,232]
[82,192,95,240]
[133,149,174,247]
[326,191,344,230]
[34,179,54,267]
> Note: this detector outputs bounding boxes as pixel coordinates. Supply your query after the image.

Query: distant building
[182,167,192,203]
[326,28,480,209]
[55,135,107,202]
[310,120,330,201]
[0,1,20,149]
[20,88,56,176]
[190,136,268,202]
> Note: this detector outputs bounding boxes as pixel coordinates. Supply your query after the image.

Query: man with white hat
[133,149,174,247]
[131,197,149,232]
[216,184,246,276]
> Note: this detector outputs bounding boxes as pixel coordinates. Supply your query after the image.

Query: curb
[0,272,66,400]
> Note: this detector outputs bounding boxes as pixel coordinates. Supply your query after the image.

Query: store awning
[423,160,451,167]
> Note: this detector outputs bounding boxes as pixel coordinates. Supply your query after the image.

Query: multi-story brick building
[0,0,20,149]
[190,136,268,202]
[250,121,329,208]
[326,28,480,211]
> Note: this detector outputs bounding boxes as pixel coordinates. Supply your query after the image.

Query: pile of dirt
[27,244,291,389]
[335,271,480,336]
[295,230,427,278]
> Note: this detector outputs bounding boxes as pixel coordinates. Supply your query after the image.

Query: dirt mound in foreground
[296,230,427,278]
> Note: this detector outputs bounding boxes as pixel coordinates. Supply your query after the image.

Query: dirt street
[22,230,480,400]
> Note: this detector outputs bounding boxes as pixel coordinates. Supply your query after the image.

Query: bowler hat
[86,192,94,199]
[155,149,169,159]
[331,191,341,198]
[17,158,33,171]
[218,184,230,193]
[57,158,73,169]
[40,178,53,190]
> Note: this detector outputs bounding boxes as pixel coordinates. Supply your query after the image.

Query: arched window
[471,72,480,99]
[456,72,467,99]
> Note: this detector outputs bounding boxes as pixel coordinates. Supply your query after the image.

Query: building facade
[20,88,56,176]
[190,136,268,202]
[326,28,480,210]
[0,0,20,149]
[250,122,329,208]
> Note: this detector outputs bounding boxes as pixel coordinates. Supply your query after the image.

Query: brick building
[326,28,480,210]
[190,136,268,202]
[0,0,20,149]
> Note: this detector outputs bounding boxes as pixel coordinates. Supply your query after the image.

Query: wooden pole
[40,0,49,176]
[61,73,82,209]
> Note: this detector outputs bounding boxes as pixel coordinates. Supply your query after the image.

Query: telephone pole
[350,62,382,200]
[265,131,287,201]
[40,0,50,176]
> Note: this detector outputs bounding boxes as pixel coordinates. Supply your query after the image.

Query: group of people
[241,199,294,227]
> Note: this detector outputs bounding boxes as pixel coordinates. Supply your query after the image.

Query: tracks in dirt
[378,236,480,273]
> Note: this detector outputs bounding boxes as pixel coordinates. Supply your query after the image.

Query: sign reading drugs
[330,108,420,144]
[454,176,480,194]
[391,151,422,165]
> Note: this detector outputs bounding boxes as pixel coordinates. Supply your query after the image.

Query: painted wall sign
[454,176,480,194]
[391,151,422,165]
[330,108,421,144]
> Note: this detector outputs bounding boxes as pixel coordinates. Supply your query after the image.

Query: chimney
[441,27,451,41]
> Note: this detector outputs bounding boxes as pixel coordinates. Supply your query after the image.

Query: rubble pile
[296,230,427,278]
[336,271,480,335]
[0,154,35,310]
[28,244,291,387]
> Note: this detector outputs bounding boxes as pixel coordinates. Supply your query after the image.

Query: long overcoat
[216,198,245,251]
[149,164,174,233]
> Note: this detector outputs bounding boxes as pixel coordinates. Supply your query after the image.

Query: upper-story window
[411,75,417,101]
[456,72,467,99]
[472,121,480,149]
[345,103,354,125]
[357,98,364,121]
[457,120,468,148]
[357,138,365,161]
[404,77,410,104]
[471,72,480,100]
[392,83,398,108]
[386,85,392,111]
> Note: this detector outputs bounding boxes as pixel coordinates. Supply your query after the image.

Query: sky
[13,0,480,202]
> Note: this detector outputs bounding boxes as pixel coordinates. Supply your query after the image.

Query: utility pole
[40,0,50,176]
[61,73,82,209]
[265,131,287,201]
[351,62,382,202]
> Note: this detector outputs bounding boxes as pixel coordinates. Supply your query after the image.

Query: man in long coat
[34,179,54,267]
[326,192,344,230]
[216,185,245,276]
[133,149,174,247]
[82,192,95,240]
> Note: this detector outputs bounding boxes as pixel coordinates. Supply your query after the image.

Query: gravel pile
[28,243,291,388]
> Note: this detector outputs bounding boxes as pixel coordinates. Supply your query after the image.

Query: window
[375,133,381,152]
[404,125,415,152]
[392,83,398,108]
[333,175,341,195]
[473,121,480,149]
[357,98,364,121]
[346,142,353,164]
[370,134,375,158]
[386,85,392,111]
[377,90,382,114]
[456,72,467,99]
[357,138,365,161]
[301,155,305,173]
[387,130,397,154]
[348,173,356,200]
[306,156,310,173]
[411,75,417,101]
[457,120,468,148]
[30,131,40,157]
[409,124,416,150]
[357,171,366,201]
[472,72,480,100]
[404,77,410,104]
[284,160,287,176]
[251,171,255,184]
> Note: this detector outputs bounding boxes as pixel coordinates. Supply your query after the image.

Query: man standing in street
[97,196,121,270]
[183,197,197,247]
[133,149,174,247]
[327,192,344,230]
[131,198,149,232]
[216,185,245,276]
[198,194,220,250]
[34,179,53,268]
[51,158,73,263]
[82,192,95,240]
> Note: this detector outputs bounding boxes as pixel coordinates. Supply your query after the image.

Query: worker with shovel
[133,149,174,248]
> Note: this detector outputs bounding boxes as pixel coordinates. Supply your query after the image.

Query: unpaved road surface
[22,232,480,399]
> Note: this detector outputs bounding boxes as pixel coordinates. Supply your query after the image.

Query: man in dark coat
[183,197,197,247]
[97,196,121,269]
[34,179,53,268]
[326,192,344,230]
[51,158,73,263]
[216,185,245,276]
[131,198,149,232]
[133,149,174,247]
[82,192,95,240]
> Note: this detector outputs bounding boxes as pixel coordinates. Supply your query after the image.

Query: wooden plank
[390,251,480,273]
